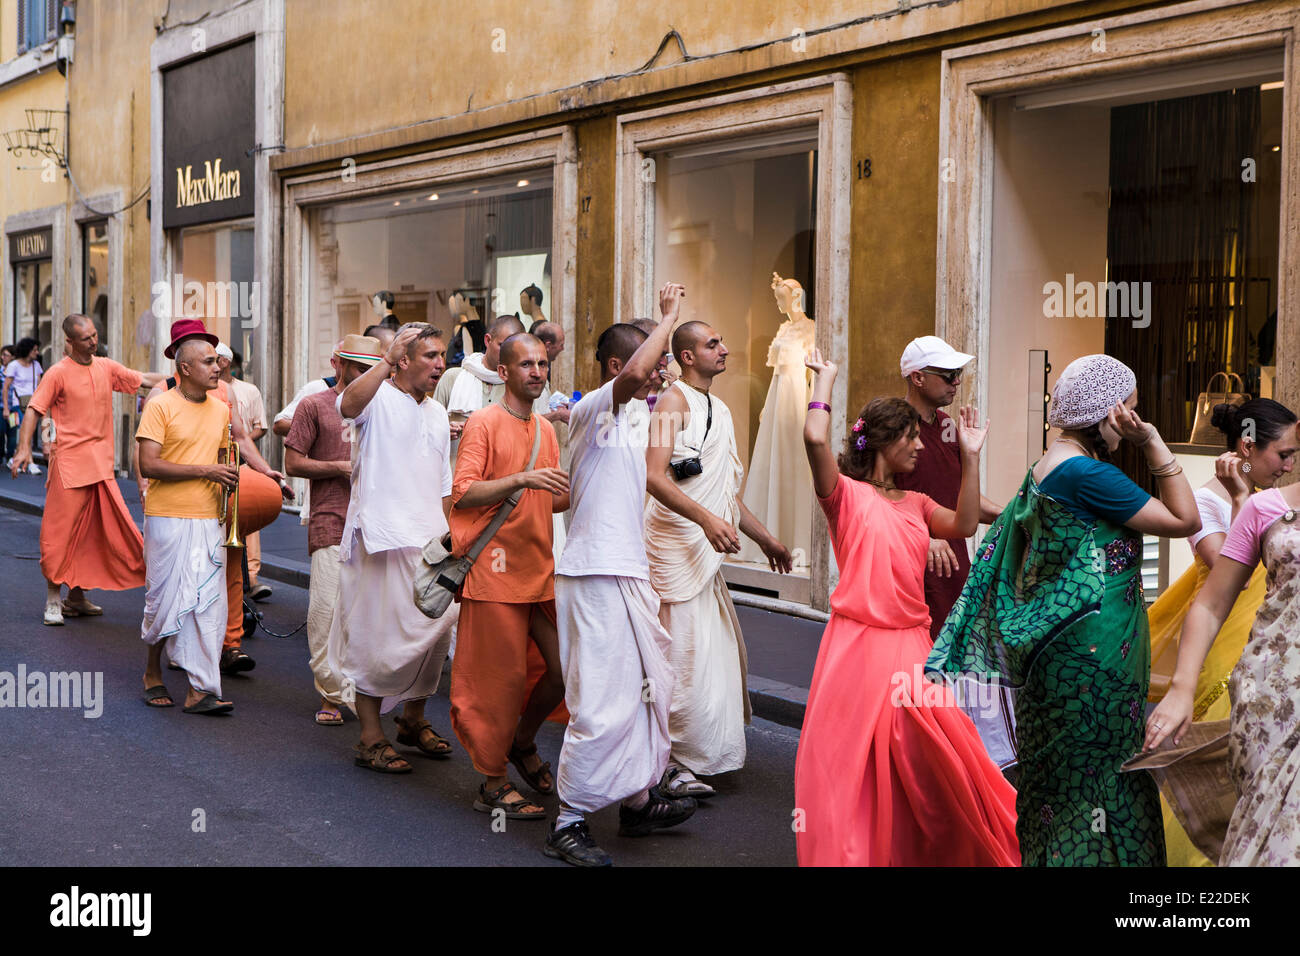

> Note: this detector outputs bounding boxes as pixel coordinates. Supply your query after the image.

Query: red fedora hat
[164,319,220,359]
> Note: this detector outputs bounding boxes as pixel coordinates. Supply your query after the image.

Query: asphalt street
[0,505,799,867]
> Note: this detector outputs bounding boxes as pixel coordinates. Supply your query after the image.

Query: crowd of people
[12,291,1300,868]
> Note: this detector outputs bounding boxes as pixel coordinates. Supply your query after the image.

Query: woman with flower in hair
[928,354,1199,866]
[794,349,1019,866]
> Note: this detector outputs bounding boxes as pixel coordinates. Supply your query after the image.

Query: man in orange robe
[10,314,166,626]
[450,333,569,821]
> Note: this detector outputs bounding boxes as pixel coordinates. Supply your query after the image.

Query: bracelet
[807,401,831,413]
[1149,457,1182,477]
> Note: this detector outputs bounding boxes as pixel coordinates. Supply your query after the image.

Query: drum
[224,465,283,536]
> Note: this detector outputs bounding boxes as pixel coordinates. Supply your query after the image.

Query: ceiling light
[1261,81,1285,91]
[427,193,439,200]
[516,179,530,187]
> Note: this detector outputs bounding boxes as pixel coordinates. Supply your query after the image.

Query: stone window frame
[614,74,852,613]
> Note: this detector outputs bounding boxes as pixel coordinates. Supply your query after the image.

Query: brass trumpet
[217,423,244,549]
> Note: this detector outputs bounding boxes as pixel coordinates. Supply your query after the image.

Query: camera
[670,456,704,481]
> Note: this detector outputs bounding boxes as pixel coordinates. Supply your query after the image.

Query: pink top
[819,474,939,629]
[1220,488,1290,566]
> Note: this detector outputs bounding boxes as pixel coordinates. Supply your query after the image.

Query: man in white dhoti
[136,328,240,715]
[329,323,458,773]
[645,321,793,797]
[544,283,697,867]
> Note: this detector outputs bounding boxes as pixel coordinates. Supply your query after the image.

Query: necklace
[864,477,897,491]
[501,400,530,421]
[1055,436,1095,458]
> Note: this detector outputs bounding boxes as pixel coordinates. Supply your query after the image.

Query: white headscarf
[1049,354,1137,429]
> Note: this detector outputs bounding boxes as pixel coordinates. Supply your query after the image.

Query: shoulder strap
[463,414,543,564]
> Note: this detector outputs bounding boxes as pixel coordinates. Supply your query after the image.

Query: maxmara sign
[161,40,255,229]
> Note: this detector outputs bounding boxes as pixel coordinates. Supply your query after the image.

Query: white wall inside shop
[986,100,1110,502]
[654,148,815,469]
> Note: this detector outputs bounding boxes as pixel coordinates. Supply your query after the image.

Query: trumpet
[217,423,244,549]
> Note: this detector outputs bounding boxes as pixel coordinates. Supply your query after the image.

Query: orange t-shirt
[27,357,143,488]
[136,387,231,519]
[450,404,559,603]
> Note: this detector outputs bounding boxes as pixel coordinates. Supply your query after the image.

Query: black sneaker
[219,647,256,675]
[248,583,273,602]
[617,789,697,838]
[544,821,613,867]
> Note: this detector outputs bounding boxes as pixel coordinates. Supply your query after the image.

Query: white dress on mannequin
[738,315,815,569]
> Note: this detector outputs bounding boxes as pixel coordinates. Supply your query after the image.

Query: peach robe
[28,357,144,590]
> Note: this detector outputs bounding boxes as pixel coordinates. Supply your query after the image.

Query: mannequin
[447,290,485,367]
[371,290,399,329]
[738,273,816,570]
[520,284,546,326]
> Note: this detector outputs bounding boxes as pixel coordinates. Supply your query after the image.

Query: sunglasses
[923,367,963,386]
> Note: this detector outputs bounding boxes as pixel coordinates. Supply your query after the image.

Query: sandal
[315,708,344,726]
[660,765,716,799]
[353,738,412,774]
[394,715,452,758]
[473,782,546,820]
[62,599,103,616]
[143,684,174,708]
[508,741,554,795]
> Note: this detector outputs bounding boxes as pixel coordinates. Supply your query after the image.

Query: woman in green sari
[928,355,1199,866]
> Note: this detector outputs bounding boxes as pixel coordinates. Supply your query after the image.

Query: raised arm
[613,282,683,410]
[1145,553,1255,750]
[928,406,986,540]
[802,349,839,499]
[339,326,417,420]
[645,385,739,554]
[1112,402,1199,538]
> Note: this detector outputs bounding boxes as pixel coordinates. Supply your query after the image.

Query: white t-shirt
[1189,485,1233,550]
[4,359,43,397]
[274,377,331,425]
[338,379,452,560]
[557,379,651,580]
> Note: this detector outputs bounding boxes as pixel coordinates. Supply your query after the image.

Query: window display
[650,134,817,573]
[306,172,553,379]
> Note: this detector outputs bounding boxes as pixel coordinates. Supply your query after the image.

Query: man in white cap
[217,342,272,601]
[895,335,1015,773]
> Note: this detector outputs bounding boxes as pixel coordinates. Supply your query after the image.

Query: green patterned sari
[926,470,1165,866]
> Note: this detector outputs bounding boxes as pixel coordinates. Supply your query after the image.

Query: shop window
[306,171,553,377]
[12,259,53,369]
[177,221,256,377]
[81,220,109,355]
[651,131,818,571]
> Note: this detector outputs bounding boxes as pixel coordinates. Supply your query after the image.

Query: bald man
[12,314,166,625]
[645,320,792,798]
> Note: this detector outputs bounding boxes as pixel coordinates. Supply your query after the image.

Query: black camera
[670,456,704,481]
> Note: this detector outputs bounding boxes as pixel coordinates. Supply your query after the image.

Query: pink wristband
[807,402,831,413]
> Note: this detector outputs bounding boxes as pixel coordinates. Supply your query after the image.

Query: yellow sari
[1146,557,1266,866]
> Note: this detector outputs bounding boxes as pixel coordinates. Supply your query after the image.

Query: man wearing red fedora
[136,320,290,701]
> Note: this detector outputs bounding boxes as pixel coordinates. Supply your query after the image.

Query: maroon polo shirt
[284,389,351,554]
[893,407,971,639]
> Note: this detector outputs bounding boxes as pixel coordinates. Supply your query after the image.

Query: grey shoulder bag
[413,415,542,618]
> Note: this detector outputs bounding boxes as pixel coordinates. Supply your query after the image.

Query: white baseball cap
[900,335,974,377]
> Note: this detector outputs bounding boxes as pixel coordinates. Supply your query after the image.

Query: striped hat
[335,334,384,366]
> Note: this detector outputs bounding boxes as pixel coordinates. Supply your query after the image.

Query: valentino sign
[175,158,241,208]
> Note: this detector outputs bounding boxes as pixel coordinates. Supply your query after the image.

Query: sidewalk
[0,472,818,728]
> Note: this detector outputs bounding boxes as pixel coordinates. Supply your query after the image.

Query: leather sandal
[473,782,546,820]
[394,715,452,758]
[508,741,554,795]
[353,738,412,774]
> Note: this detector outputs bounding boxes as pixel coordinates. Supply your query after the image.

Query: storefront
[936,0,1300,597]
[8,224,54,367]
[281,127,578,420]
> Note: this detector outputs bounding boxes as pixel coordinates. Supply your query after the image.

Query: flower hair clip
[855,435,868,451]
[851,418,865,433]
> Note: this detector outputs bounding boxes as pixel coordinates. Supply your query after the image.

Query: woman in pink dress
[794,349,1019,866]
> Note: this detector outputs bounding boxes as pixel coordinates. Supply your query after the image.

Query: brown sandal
[354,738,412,774]
[394,715,453,759]
[472,782,546,819]
[508,741,554,795]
